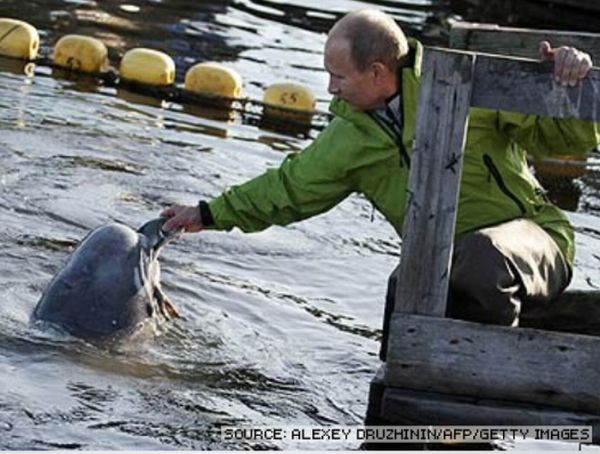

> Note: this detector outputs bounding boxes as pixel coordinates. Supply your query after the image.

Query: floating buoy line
[0,18,332,134]
[2,17,599,179]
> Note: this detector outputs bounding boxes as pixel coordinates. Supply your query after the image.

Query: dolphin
[32,218,180,343]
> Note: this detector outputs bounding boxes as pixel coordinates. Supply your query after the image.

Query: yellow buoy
[120,48,175,86]
[263,82,316,123]
[184,62,242,98]
[0,18,39,60]
[53,35,108,73]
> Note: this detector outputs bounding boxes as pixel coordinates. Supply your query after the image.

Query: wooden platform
[449,20,600,62]
[451,0,600,33]
[448,20,600,210]
[366,23,600,448]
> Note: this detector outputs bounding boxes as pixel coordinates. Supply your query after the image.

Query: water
[0,0,599,450]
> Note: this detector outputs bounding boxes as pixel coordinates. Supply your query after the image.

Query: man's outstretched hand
[539,40,593,87]
[161,205,204,233]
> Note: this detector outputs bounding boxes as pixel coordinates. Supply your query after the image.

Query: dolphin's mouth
[138,217,182,252]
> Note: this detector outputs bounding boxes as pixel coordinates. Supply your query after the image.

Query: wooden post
[392,49,474,317]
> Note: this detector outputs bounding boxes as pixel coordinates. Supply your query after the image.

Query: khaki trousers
[380,218,571,360]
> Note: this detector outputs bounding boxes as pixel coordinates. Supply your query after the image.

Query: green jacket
[207,41,600,266]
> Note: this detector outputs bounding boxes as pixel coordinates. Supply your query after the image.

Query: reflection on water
[0,0,599,450]
[0,56,36,77]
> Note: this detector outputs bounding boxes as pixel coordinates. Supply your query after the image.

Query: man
[161,10,599,354]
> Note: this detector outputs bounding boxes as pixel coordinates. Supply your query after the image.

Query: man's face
[324,37,384,111]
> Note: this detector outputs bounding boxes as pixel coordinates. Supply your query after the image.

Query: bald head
[328,9,409,73]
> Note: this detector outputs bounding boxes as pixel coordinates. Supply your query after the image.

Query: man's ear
[371,61,391,84]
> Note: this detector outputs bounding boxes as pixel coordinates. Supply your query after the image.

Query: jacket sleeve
[498,110,600,159]
[207,118,359,233]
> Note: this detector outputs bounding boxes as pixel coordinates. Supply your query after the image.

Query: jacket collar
[407,37,422,79]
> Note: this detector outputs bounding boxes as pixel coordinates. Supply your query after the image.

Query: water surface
[0,0,599,450]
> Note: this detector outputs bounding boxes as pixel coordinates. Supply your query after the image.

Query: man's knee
[451,232,509,293]
[449,231,521,326]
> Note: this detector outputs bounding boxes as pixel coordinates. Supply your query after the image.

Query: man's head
[324,9,409,111]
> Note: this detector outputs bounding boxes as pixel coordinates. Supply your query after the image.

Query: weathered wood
[381,388,600,443]
[450,21,600,61]
[452,0,600,33]
[386,313,600,415]
[376,45,600,434]
[382,272,600,362]
[544,0,600,12]
[521,290,600,336]
[393,49,474,317]
[470,53,600,121]
[365,365,387,425]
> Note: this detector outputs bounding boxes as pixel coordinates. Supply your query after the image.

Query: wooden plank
[381,388,600,443]
[451,1,600,32]
[544,0,600,12]
[385,313,600,415]
[365,365,387,425]
[521,290,600,336]
[393,49,474,317]
[470,53,600,121]
[449,21,600,62]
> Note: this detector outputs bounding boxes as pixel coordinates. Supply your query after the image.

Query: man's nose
[328,77,339,95]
